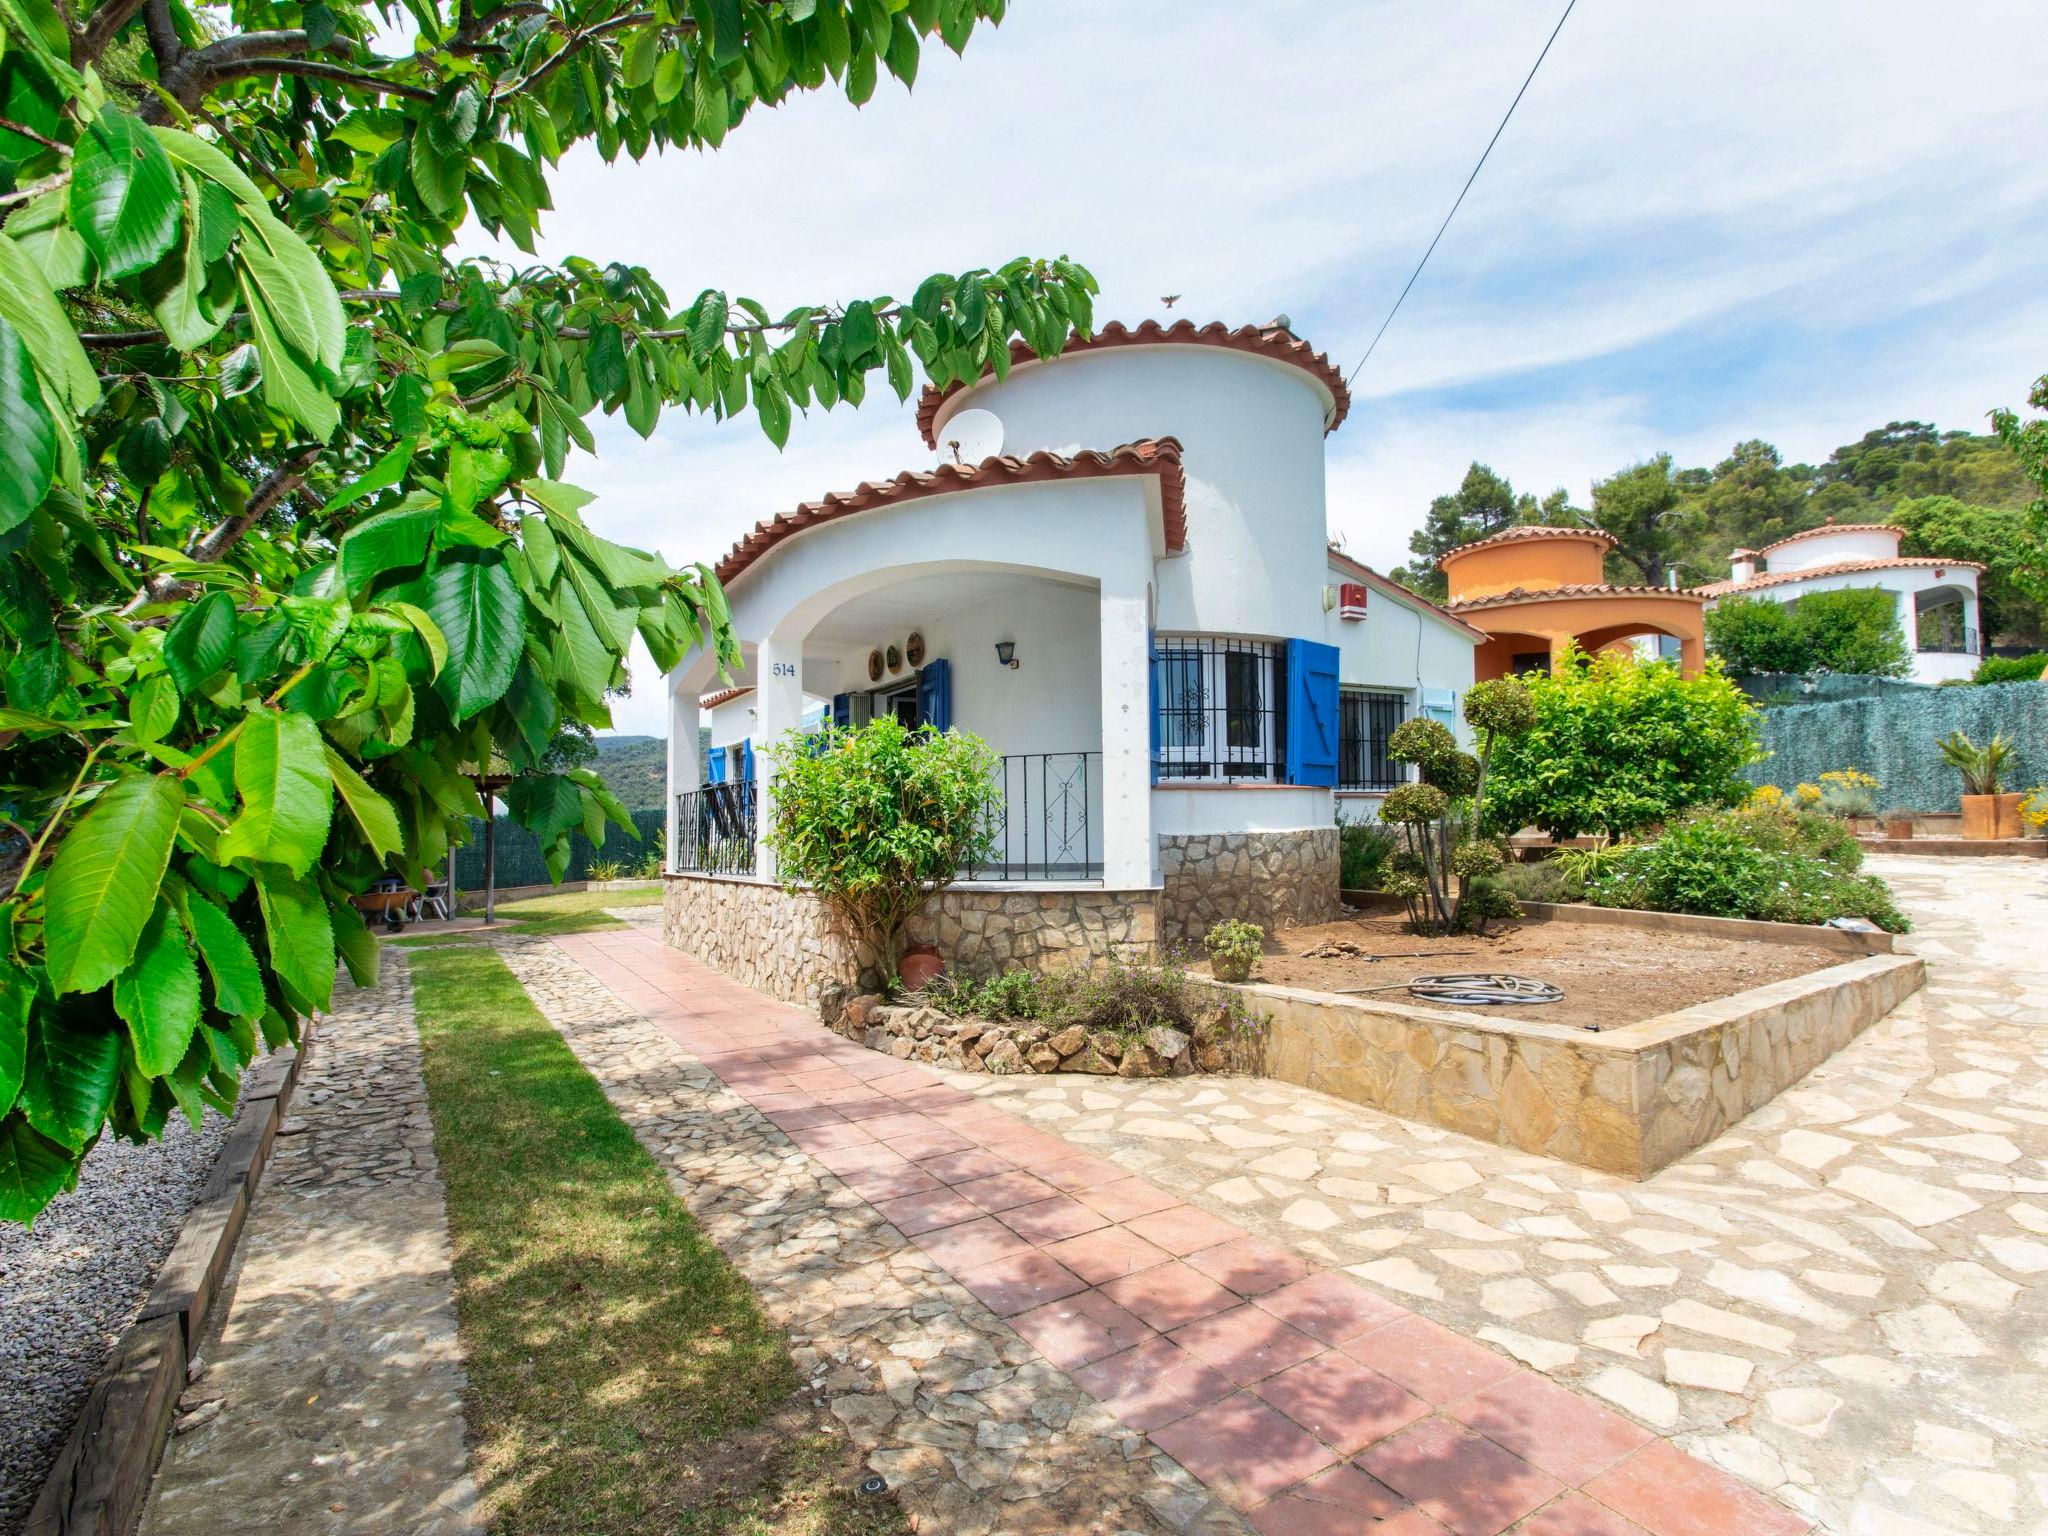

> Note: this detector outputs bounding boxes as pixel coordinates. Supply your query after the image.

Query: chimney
[1729,548,1759,583]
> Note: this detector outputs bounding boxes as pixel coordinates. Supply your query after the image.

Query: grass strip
[398,887,662,945]
[409,942,905,1535]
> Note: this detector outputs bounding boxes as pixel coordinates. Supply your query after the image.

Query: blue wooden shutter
[1147,630,1161,786]
[831,692,851,729]
[917,658,952,731]
[1284,638,1341,787]
[740,738,755,782]
[706,749,726,784]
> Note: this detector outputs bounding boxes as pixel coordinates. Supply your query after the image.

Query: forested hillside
[591,735,671,811]
[1388,423,2042,646]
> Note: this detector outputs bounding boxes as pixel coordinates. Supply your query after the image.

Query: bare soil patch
[1198,910,1843,1032]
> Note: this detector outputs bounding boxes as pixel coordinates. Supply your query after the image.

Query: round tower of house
[1440,525,1617,602]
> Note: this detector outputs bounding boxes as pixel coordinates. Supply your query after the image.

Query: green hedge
[452,807,663,891]
[1747,681,2047,811]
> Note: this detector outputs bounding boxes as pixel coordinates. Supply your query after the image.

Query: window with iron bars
[1338,689,1406,790]
[1153,635,1286,782]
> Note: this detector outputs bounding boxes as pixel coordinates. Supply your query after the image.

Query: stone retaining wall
[1194,951,1924,1179]
[1158,827,1342,947]
[663,874,1159,1015]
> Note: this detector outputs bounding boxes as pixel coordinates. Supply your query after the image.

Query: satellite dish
[940,408,1003,466]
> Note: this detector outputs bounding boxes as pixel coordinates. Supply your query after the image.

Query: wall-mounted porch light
[994,640,1019,670]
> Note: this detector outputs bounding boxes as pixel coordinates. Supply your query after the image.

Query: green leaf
[220,710,335,878]
[183,894,265,1019]
[339,504,435,592]
[688,290,728,358]
[69,108,182,280]
[142,172,234,351]
[112,900,203,1076]
[0,234,100,415]
[154,124,269,207]
[240,275,341,441]
[0,1115,74,1224]
[43,774,184,996]
[380,599,447,679]
[323,746,405,864]
[128,672,179,744]
[237,208,347,376]
[426,552,523,722]
[0,970,29,1113]
[0,314,54,536]
[585,322,627,398]
[20,1009,120,1151]
[162,590,236,694]
[255,869,335,1014]
[217,342,261,398]
[327,892,379,987]
[409,130,464,216]
[323,438,416,522]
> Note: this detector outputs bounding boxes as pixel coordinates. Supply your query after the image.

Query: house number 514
[771,662,798,677]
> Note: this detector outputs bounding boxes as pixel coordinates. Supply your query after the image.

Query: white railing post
[665,673,700,874]
[1098,583,1155,890]
[754,635,806,882]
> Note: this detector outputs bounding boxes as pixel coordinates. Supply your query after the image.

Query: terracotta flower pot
[1959,795,1999,839]
[1995,792,2025,840]
[898,943,944,991]
[1884,817,1914,840]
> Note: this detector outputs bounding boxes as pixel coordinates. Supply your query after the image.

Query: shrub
[1973,652,2048,684]
[2022,787,2048,829]
[1705,596,1810,676]
[1815,768,1880,818]
[1203,920,1265,983]
[1338,819,1398,890]
[1042,952,1205,1038]
[1497,859,1573,905]
[586,858,625,882]
[764,718,1002,974]
[1482,646,1763,840]
[1705,590,1911,678]
[1582,810,1909,932]
[921,967,1044,1021]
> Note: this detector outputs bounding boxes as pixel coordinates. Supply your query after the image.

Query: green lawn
[410,943,906,1536]
[399,883,663,944]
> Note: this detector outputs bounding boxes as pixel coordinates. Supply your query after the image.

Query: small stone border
[25,1030,313,1536]
[1856,836,2046,858]
[1341,889,1896,954]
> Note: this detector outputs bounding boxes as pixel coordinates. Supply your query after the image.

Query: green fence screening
[451,807,665,891]
[1747,681,2048,811]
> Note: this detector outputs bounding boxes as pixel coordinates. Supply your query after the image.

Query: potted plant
[1203,919,1265,983]
[1880,807,1916,840]
[1938,730,2021,839]
[1816,768,1881,833]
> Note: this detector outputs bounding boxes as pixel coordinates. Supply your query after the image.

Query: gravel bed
[0,1111,229,1535]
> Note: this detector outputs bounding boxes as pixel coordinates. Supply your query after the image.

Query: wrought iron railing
[1920,626,1980,656]
[1153,634,1286,782]
[673,781,757,875]
[966,751,1103,881]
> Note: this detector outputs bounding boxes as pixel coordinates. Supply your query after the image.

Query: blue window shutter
[740,738,754,782]
[1148,630,1161,786]
[1284,638,1341,787]
[706,749,726,785]
[831,692,851,729]
[917,658,952,731]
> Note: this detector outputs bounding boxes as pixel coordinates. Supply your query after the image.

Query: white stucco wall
[933,347,1332,643]
[1764,528,1901,573]
[1320,563,1477,740]
[1707,564,1981,686]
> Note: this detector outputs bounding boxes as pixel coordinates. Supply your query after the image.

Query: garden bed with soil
[1197,910,1845,1034]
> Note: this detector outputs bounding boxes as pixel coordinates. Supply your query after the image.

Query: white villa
[662,320,1480,1008]
[1697,520,1985,684]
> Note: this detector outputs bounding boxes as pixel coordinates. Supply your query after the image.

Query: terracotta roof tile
[1439,524,1618,566]
[699,686,754,709]
[1754,522,1902,556]
[1324,548,1487,639]
[1697,556,1984,597]
[916,321,1351,447]
[1446,582,1709,613]
[714,438,1187,586]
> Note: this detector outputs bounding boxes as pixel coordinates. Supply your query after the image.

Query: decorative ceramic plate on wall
[886,644,903,674]
[906,630,925,667]
[867,648,884,682]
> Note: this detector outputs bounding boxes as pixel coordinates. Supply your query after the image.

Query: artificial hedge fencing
[1746,680,2047,812]
[451,807,665,892]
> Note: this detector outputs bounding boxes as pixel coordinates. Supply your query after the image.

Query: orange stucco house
[1440,525,1708,680]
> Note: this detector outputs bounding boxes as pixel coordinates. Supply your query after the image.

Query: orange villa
[1439,524,1708,680]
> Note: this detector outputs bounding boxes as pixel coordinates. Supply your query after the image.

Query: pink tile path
[555,929,1810,1536]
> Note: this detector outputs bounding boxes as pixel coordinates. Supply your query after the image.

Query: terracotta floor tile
[1446,1370,1654,1486]
[812,1142,908,1176]
[1516,1493,1656,1536]
[913,1215,1034,1272]
[834,1162,943,1202]
[884,1128,978,1161]
[762,1105,844,1130]
[1100,1260,1241,1331]
[1148,1392,1340,1511]
[1168,1304,1325,1386]
[1010,1289,1153,1371]
[1035,1153,1132,1192]
[1255,1272,1409,1347]
[1075,1177,1183,1223]
[1043,1226,1173,1286]
[1253,1351,1430,1455]
[1372,1511,1453,1535]
[1185,1235,1315,1297]
[954,1250,1088,1316]
[1582,1442,1810,1536]
[995,1193,1112,1245]
[858,1111,940,1141]
[1124,1204,1247,1256]
[875,1187,982,1236]
[1291,1462,1412,1519]
[956,1169,1062,1214]
[1358,1417,1563,1536]
[785,1121,876,1152]
[1250,1463,1411,1534]
[1071,1336,1236,1433]
[1342,1315,1518,1405]
[921,1148,1016,1185]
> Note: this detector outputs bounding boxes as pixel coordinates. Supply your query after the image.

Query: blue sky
[466,0,2048,735]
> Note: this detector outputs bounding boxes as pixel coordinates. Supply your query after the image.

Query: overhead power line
[1347,0,1578,385]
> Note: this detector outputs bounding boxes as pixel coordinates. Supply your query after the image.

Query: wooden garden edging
[26,1027,314,1536]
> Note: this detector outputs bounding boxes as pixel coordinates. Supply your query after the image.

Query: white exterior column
[1896,588,1917,656]
[664,672,700,874]
[1962,586,1983,656]
[1098,582,1155,889]
[753,635,807,882]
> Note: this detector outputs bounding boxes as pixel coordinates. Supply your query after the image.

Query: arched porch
[1460,591,1708,681]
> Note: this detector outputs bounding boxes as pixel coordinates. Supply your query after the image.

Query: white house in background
[660,320,1480,1004]
[1695,520,1985,685]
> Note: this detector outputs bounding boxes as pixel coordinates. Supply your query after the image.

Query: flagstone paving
[551,934,1845,1536]
[942,855,2048,1536]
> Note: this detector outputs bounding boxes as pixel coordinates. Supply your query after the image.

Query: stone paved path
[560,932,1812,1536]
[142,951,482,1536]
[942,856,2048,1536]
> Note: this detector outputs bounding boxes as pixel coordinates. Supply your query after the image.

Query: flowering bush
[2022,787,2048,830]
[1203,920,1265,983]
[1815,768,1881,818]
